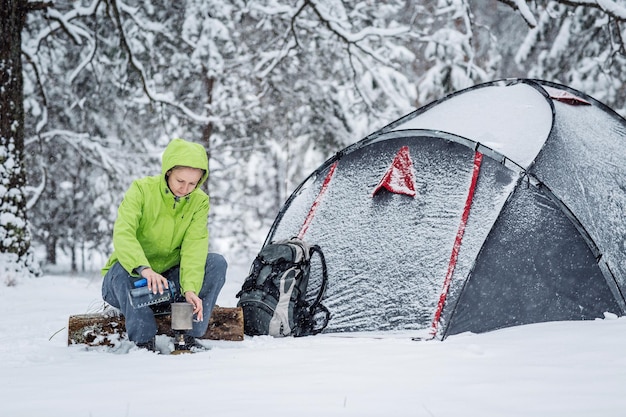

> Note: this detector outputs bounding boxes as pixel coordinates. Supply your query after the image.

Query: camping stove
[171,302,193,351]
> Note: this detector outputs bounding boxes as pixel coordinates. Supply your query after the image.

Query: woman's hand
[185,291,204,322]
[140,267,169,295]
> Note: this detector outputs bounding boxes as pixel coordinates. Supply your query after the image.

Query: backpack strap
[304,244,330,335]
[308,244,328,310]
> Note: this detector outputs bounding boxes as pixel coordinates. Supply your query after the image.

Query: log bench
[68,306,244,346]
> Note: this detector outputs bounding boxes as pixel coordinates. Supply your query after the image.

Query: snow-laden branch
[498,0,538,27]
[250,1,306,77]
[294,0,414,117]
[248,2,294,15]
[127,55,211,124]
[21,49,48,108]
[21,1,102,138]
[21,52,49,135]
[313,10,408,43]
[252,0,411,80]
[25,0,102,55]
[254,37,298,78]
[561,0,626,19]
[115,0,177,43]
[25,165,46,211]
[26,130,123,174]
[499,0,626,27]
[67,37,97,84]
[22,5,102,140]
[110,0,210,124]
[305,0,409,65]
[45,7,87,45]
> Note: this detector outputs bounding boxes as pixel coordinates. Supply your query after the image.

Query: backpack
[236,238,330,337]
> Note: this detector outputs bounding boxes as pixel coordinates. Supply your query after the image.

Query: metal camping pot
[170,302,194,331]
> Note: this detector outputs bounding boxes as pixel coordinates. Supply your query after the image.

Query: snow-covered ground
[1,262,626,417]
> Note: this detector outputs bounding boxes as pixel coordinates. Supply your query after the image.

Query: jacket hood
[161,138,209,192]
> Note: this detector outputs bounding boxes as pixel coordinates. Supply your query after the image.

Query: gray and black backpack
[236,238,330,337]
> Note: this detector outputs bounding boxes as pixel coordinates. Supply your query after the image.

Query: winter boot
[136,337,158,353]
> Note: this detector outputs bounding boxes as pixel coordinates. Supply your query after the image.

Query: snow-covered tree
[491,0,626,114]
[413,0,498,105]
[3,0,626,278]
[516,2,626,114]
[1,1,43,280]
[207,0,425,255]
[21,0,214,270]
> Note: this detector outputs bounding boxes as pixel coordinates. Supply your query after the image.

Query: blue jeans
[102,253,227,344]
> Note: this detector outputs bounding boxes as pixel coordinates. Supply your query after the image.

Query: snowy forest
[1,0,626,279]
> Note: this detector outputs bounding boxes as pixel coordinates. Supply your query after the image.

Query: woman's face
[167,167,204,197]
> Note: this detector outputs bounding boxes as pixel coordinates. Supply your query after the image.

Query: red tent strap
[298,161,339,240]
[429,151,483,338]
[546,87,591,106]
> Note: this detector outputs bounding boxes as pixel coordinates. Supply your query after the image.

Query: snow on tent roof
[254,79,626,339]
[389,81,553,168]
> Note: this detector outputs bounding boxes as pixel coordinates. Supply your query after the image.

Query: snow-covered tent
[261,79,626,339]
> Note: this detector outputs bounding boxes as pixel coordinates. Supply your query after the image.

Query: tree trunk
[46,235,57,265]
[0,1,31,270]
[70,244,77,272]
[201,69,214,195]
[67,306,244,346]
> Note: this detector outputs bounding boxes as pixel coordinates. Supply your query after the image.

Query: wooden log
[68,306,244,346]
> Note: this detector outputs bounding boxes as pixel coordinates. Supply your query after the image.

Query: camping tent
[261,79,626,339]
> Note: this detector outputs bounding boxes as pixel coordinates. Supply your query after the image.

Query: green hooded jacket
[102,138,210,295]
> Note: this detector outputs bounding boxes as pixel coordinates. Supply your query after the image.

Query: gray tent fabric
[259,79,626,339]
[445,184,621,337]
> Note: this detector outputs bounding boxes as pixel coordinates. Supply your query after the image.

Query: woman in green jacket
[102,138,226,351]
